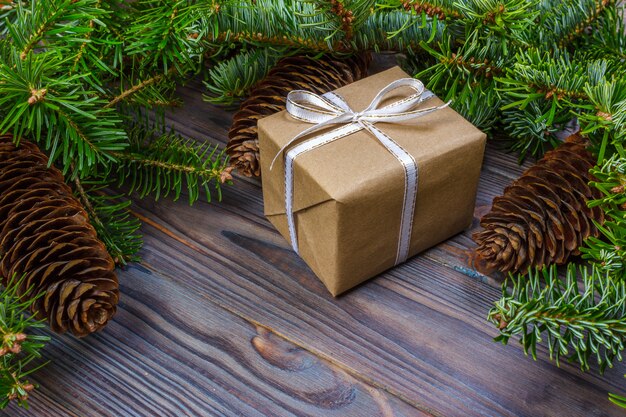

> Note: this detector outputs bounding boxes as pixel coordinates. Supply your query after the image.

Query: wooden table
[7,73,626,417]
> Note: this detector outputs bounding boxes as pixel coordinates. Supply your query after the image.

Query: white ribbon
[270,78,450,265]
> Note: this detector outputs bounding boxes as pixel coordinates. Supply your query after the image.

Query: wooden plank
[8,264,424,417]
[129,186,626,417]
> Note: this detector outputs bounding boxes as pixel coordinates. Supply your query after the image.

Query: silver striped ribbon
[270,78,450,265]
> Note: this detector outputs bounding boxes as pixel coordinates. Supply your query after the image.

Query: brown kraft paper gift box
[258,66,487,296]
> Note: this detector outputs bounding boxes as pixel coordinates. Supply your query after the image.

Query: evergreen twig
[203,48,281,106]
[490,265,626,373]
[0,276,49,410]
[110,125,233,204]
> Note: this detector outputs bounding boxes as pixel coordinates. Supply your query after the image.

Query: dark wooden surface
[5,74,626,417]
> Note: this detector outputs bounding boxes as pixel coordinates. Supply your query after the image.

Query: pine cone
[472,134,604,275]
[0,135,118,337]
[226,53,371,177]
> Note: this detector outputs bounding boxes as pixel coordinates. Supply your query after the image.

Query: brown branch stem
[110,151,223,178]
[104,72,168,109]
[558,0,612,48]
[401,1,462,19]
[71,168,100,223]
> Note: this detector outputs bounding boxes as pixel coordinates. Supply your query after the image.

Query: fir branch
[497,49,590,108]
[556,0,612,48]
[303,0,376,42]
[209,30,347,52]
[73,175,142,265]
[0,1,19,36]
[109,125,233,204]
[393,0,463,20]
[124,0,207,74]
[532,0,614,48]
[496,49,626,156]
[500,100,564,159]
[447,80,501,131]
[329,0,356,39]
[70,0,101,73]
[455,0,539,36]
[582,157,626,274]
[202,0,443,52]
[0,51,129,174]
[204,0,346,51]
[105,72,170,109]
[17,2,59,59]
[203,48,281,107]
[582,5,626,61]
[416,36,503,130]
[578,77,626,148]
[416,32,507,90]
[0,276,49,410]
[438,52,502,77]
[610,378,626,408]
[9,0,106,60]
[490,265,626,373]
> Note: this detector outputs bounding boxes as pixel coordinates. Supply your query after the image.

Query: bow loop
[270,78,450,171]
[363,78,425,113]
[286,90,344,123]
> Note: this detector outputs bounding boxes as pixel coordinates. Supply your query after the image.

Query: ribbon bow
[271,78,450,265]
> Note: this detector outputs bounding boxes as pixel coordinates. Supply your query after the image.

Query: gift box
[258,66,486,296]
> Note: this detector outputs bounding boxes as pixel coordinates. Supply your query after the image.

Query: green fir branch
[416,35,503,131]
[377,0,463,20]
[203,48,281,107]
[105,71,176,110]
[201,0,444,52]
[110,125,233,205]
[0,276,49,410]
[531,0,614,48]
[578,76,626,153]
[579,3,626,61]
[302,0,376,41]
[0,0,22,36]
[124,0,211,74]
[556,0,613,48]
[0,50,128,174]
[490,265,626,373]
[355,8,443,51]
[494,47,626,158]
[610,378,626,408]
[72,174,142,265]
[582,157,626,274]
[500,99,567,159]
[6,0,106,60]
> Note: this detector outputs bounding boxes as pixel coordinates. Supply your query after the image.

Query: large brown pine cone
[472,134,604,275]
[226,53,371,177]
[0,135,118,337]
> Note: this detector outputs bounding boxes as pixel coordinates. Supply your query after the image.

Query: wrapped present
[259,66,486,296]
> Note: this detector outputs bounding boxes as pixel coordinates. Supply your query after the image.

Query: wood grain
[8,264,424,417]
[4,74,626,417]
